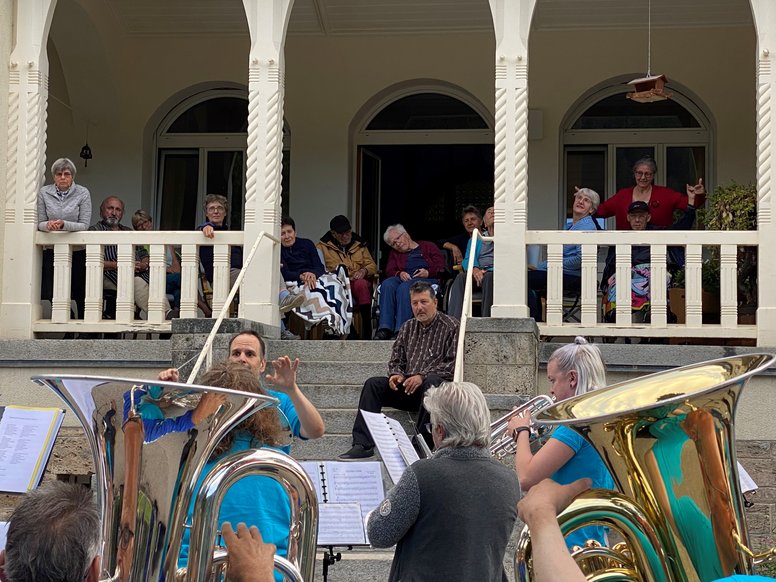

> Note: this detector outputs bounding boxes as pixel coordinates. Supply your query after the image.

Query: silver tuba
[489,395,555,460]
[32,374,318,582]
[514,353,776,581]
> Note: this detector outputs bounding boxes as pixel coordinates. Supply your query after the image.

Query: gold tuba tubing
[32,374,314,582]
[489,394,555,460]
[513,353,776,582]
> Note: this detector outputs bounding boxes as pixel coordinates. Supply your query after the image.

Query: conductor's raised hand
[265,356,300,393]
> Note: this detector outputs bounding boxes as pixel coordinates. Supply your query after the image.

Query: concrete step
[266,339,394,363]
[294,362,388,385]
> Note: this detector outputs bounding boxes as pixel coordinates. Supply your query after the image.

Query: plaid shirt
[388,312,459,380]
[88,221,149,285]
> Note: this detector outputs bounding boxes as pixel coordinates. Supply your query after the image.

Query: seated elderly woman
[447,206,494,319]
[281,216,351,337]
[133,209,182,309]
[374,224,445,340]
[198,194,243,290]
[367,381,520,581]
[527,188,600,322]
[37,157,91,319]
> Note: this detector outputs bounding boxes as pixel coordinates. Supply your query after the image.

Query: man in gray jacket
[367,381,520,582]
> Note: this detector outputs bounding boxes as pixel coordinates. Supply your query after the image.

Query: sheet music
[0,521,7,551]
[299,461,325,503]
[361,410,419,484]
[737,461,758,494]
[0,406,64,493]
[326,461,384,522]
[317,502,367,546]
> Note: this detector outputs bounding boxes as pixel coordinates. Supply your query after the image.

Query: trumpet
[489,395,556,460]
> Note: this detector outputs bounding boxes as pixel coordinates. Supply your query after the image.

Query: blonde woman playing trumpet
[507,336,615,550]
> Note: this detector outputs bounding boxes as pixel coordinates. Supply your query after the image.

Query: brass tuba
[514,353,776,582]
[33,374,318,582]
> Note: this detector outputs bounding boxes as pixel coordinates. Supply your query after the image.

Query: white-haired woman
[368,381,520,582]
[37,157,91,319]
[508,336,615,551]
[527,187,599,322]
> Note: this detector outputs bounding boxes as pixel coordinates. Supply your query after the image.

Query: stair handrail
[453,228,494,382]
[187,230,280,384]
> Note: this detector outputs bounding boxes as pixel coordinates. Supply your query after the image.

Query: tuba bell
[514,353,776,582]
[32,374,318,582]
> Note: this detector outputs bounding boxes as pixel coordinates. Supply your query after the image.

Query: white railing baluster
[84,243,103,322]
[51,243,72,323]
[651,244,668,327]
[685,244,703,328]
[180,244,199,319]
[116,243,135,323]
[720,244,738,327]
[615,244,631,326]
[546,243,564,324]
[148,244,167,322]
[581,243,598,325]
[212,244,230,316]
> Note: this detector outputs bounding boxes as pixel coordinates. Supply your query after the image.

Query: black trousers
[351,373,446,448]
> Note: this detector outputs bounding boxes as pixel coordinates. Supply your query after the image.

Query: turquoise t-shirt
[550,425,616,550]
[178,390,302,580]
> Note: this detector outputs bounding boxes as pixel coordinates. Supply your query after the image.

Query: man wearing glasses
[374,224,445,340]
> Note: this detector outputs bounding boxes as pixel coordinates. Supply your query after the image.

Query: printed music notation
[300,460,385,546]
[360,410,420,484]
[0,406,64,493]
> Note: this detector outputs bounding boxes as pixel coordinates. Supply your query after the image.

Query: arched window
[155,89,290,229]
[561,80,711,222]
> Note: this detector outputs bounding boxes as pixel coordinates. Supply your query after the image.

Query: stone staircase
[265,338,522,582]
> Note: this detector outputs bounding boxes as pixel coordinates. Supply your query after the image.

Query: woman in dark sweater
[280,217,351,336]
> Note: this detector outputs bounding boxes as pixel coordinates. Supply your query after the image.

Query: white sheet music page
[0,521,7,551]
[360,410,419,484]
[737,461,758,494]
[317,502,367,546]
[326,461,385,523]
[299,461,325,503]
[0,406,65,493]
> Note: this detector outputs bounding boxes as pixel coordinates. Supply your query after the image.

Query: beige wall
[40,3,757,237]
[0,0,12,303]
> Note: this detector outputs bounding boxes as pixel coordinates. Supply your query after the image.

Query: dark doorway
[358,144,494,268]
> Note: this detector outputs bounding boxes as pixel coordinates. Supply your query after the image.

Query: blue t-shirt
[550,425,615,550]
[178,390,302,579]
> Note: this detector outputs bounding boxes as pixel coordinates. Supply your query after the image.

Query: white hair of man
[548,336,606,397]
[574,187,601,212]
[383,223,407,244]
[2,481,100,582]
[50,158,77,178]
[424,381,491,449]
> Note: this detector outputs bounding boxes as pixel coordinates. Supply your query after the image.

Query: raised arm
[265,356,325,439]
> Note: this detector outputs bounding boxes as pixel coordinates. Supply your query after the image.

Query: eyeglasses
[634,171,654,178]
[55,171,72,177]
[424,422,434,433]
[389,232,407,248]
[206,206,225,213]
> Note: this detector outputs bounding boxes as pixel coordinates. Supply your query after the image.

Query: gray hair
[424,382,490,449]
[50,158,76,177]
[575,188,600,212]
[4,481,100,582]
[383,223,407,244]
[548,336,606,397]
[632,157,657,175]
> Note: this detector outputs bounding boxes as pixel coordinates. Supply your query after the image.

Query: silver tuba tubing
[186,448,318,582]
[489,394,555,460]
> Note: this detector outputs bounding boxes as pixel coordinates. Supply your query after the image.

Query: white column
[489,0,535,318]
[240,0,293,333]
[0,0,56,338]
[753,0,776,345]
